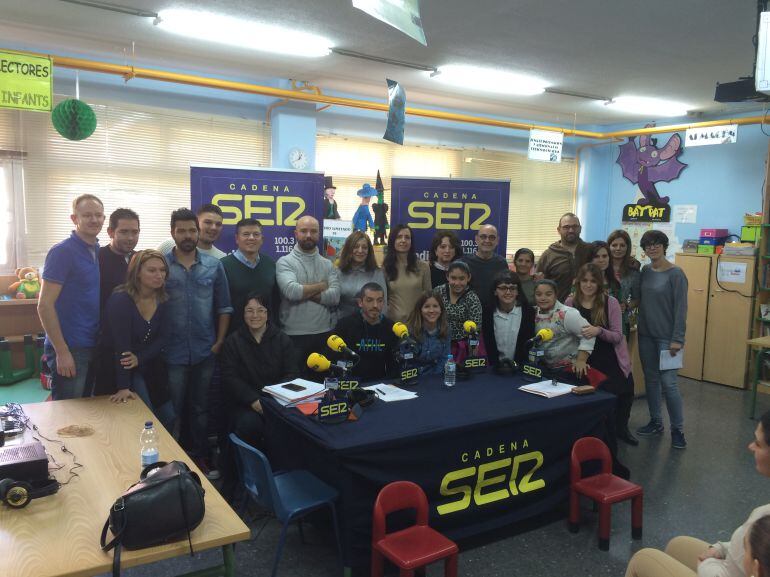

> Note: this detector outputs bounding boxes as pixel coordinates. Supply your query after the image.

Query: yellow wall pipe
[30,51,769,140]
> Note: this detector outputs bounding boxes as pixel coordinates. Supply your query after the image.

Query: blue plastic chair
[229,433,342,577]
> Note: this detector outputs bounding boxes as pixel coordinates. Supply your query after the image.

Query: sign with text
[622,203,671,223]
[0,50,52,112]
[390,177,510,259]
[190,166,324,260]
[528,129,563,163]
[685,124,738,147]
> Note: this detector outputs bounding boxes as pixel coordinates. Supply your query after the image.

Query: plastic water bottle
[444,354,456,388]
[140,421,159,468]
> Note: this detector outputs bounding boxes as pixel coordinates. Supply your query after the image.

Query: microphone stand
[461,330,486,375]
[396,338,419,386]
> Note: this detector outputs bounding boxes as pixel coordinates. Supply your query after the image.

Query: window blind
[1,98,271,268]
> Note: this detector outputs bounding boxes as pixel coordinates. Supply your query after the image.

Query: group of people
[38,196,688,482]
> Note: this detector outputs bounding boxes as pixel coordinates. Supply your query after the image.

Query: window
[1,98,271,268]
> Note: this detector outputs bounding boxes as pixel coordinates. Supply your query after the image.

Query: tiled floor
[8,377,764,577]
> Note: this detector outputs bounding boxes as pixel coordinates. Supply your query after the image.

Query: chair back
[372,481,428,542]
[229,433,282,513]
[570,436,612,483]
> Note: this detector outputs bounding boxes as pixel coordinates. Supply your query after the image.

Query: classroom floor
[4,376,764,577]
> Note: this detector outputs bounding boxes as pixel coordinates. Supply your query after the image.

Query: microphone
[392,322,409,339]
[526,328,554,348]
[463,320,479,336]
[327,335,360,361]
[307,353,346,376]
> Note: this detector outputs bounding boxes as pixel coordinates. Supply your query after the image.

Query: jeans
[45,346,94,400]
[638,335,684,430]
[167,355,216,458]
[132,373,175,433]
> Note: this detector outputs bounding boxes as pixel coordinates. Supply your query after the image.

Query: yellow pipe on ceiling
[29,51,770,140]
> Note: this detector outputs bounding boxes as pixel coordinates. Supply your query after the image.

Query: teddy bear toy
[9,267,41,299]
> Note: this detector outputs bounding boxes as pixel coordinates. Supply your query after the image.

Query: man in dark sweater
[462,224,509,311]
[221,218,278,333]
[537,213,591,302]
[98,208,139,312]
[333,282,398,381]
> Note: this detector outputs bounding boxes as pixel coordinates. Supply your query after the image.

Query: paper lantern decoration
[51,99,97,141]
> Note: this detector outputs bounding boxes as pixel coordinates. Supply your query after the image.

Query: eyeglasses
[643,242,663,249]
[245,308,268,315]
[239,232,263,238]
[496,285,518,293]
[478,234,497,241]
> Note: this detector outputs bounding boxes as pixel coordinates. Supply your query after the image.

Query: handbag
[100,460,206,577]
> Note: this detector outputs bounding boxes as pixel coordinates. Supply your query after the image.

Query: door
[703,256,756,388]
[676,254,711,380]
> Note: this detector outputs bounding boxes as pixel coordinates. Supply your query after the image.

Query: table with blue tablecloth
[263,371,615,572]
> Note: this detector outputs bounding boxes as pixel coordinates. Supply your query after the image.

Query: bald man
[276,216,340,368]
[537,212,592,302]
[462,224,509,311]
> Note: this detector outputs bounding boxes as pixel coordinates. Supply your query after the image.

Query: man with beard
[158,203,226,259]
[276,215,340,367]
[333,282,397,381]
[163,208,232,479]
[38,194,105,400]
[537,212,592,302]
[98,208,140,312]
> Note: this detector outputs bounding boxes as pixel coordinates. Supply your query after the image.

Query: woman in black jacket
[482,270,536,367]
[221,293,299,449]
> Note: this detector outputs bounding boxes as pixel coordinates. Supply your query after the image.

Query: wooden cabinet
[676,253,755,388]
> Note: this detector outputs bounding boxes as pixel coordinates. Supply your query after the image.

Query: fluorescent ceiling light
[603,96,690,117]
[429,65,548,96]
[154,9,333,58]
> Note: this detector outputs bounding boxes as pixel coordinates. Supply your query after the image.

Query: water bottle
[444,354,456,388]
[140,421,159,468]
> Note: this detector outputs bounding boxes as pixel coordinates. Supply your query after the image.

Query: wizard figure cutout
[323,176,341,220]
[353,183,376,232]
[372,171,389,245]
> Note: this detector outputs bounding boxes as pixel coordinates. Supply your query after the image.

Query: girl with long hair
[336,230,387,319]
[406,292,451,375]
[383,224,432,322]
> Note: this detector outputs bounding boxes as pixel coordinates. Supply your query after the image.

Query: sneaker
[671,429,687,449]
[636,420,664,436]
[194,457,221,481]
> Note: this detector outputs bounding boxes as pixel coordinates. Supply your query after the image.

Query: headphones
[348,388,376,408]
[0,477,59,509]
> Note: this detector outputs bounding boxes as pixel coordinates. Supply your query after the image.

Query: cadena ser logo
[212,183,305,226]
[407,192,491,230]
[436,439,545,516]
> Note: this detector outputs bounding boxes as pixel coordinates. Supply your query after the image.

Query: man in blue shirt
[38,194,105,400]
[163,208,232,477]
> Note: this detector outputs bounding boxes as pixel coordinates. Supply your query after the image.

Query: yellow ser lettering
[473,458,511,506]
[465,203,491,229]
[512,451,545,493]
[211,193,243,224]
[407,201,435,229]
[434,202,462,229]
[437,466,475,515]
[277,196,305,226]
[244,195,275,225]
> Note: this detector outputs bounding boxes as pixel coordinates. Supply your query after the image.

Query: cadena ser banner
[390,177,511,259]
[191,166,325,260]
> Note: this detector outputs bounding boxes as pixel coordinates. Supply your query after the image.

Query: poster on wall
[190,166,325,260]
[622,203,671,222]
[323,219,352,261]
[390,177,510,259]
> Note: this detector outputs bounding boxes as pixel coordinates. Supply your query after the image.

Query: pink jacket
[565,295,632,377]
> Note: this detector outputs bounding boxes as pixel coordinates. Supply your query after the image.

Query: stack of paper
[363,384,418,402]
[519,380,575,398]
[263,379,326,406]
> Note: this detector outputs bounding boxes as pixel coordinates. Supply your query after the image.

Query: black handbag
[100,460,206,577]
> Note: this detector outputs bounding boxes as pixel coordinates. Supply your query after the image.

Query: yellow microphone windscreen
[463,320,477,333]
[307,352,331,371]
[393,322,409,338]
[327,335,345,352]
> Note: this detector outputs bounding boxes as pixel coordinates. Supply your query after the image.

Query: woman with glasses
[221,293,299,450]
[483,270,536,367]
[636,230,688,449]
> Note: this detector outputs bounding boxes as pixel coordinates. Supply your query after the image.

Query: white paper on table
[660,349,684,370]
[363,383,417,402]
[518,380,575,398]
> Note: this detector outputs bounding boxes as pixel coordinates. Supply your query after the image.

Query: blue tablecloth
[263,371,615,570]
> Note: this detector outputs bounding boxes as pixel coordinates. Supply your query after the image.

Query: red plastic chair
[371,481,459,577]
[569,437,643,551]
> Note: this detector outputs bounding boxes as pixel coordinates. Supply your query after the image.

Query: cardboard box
[700,228,729,238]
[742,225,760,242]
[697,244,716,254]
[699,236,727,246]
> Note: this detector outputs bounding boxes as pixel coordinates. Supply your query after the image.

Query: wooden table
[746,336,770,418]
[0,397,250,577]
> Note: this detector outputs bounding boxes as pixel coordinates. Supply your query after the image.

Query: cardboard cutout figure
[353,183,377,232]
[372,170,389,245]
[323,176,341,220]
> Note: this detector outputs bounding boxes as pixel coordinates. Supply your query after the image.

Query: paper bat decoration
[616,128,687,206]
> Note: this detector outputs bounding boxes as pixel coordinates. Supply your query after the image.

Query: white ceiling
[1,0,765,124]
